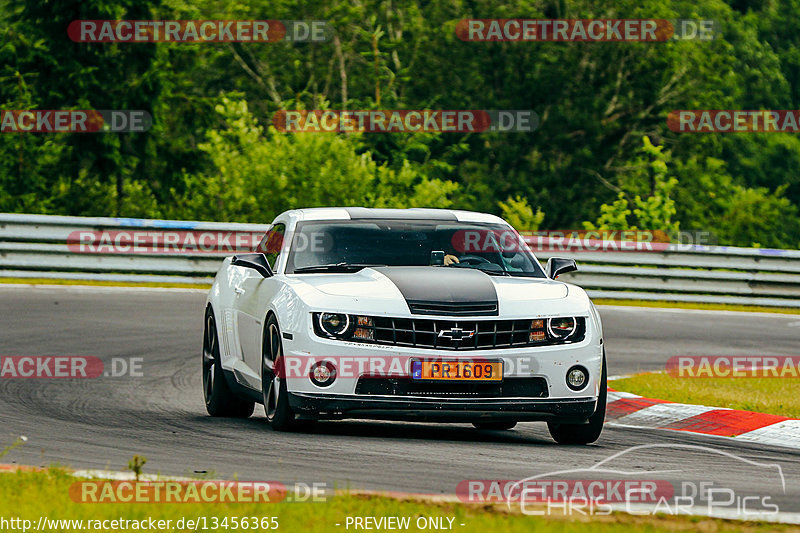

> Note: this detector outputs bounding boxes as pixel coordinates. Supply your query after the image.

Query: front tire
[262,315,300,431]
[203,307,255,418]
[547,352,607,445]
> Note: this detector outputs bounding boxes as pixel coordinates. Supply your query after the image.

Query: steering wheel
[456,254,492,266]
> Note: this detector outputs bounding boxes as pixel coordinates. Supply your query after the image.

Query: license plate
[411,360,502,382]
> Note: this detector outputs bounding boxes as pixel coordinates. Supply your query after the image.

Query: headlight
[548,317,576,339]
[319,313,349,336]
[314,313,374,339]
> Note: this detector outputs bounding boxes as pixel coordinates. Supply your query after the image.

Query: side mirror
[232,253,273,278]
[545,257,577,279]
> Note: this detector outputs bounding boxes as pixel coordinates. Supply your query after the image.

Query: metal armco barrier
[1,213,799,308]
[0,213,268,284]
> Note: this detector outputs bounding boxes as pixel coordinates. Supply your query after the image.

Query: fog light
[566,366,588,391]
[310,361,337,387]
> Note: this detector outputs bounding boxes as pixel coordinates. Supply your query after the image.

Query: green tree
[166,97,461,222]
[498,195,544,231]
[0,0,166,215]
[585,137,679,235]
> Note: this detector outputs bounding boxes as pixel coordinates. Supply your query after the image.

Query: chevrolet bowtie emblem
[438,327,475,341]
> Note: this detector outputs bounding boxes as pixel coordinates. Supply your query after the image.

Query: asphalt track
[1,285,799,519]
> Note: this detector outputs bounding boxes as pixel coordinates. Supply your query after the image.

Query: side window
[255,224,285,270]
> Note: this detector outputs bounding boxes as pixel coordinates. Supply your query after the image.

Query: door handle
[234,286,245,295]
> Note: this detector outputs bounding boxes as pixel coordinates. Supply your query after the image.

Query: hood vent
[407,300,498,316]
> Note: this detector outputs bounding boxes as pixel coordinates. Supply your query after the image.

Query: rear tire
[203,307,255,418]
[473,421,517,430]
[548,352,607,445]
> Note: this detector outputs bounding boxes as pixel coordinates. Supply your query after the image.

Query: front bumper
[282,338,604,400]
[288,392,598,423]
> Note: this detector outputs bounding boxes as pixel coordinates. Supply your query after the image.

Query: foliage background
[1,0,799,248]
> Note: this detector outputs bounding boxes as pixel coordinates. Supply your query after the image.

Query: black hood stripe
[372,267,498,316]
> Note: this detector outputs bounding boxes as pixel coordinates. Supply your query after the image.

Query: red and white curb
[607,389,800,450]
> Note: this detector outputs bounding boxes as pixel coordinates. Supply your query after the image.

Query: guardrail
[1,212,799,308]
[0,213,268,285]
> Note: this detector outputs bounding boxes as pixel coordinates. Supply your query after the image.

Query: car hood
[287,266,586,318]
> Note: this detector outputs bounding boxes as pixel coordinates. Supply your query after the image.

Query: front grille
[359,317,586,350]
[355,377,549,398]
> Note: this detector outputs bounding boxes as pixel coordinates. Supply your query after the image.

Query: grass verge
[0,469,794,532]
[611,372,800,418]
[594,298,800,315]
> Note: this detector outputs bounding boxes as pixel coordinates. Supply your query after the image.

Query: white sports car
[203,207,606,444]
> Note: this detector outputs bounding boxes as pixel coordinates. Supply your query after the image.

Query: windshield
[285,219,547,277]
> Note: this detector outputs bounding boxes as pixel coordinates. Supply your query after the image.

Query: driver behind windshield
[286,221,546,278]
[444,253,460,266]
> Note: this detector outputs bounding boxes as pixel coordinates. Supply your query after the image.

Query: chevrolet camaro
[202,207,606,444]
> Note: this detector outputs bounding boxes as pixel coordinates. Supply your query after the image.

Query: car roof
[279,207,507,225]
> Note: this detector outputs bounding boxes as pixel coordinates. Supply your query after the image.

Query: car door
[235,224,285,381]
